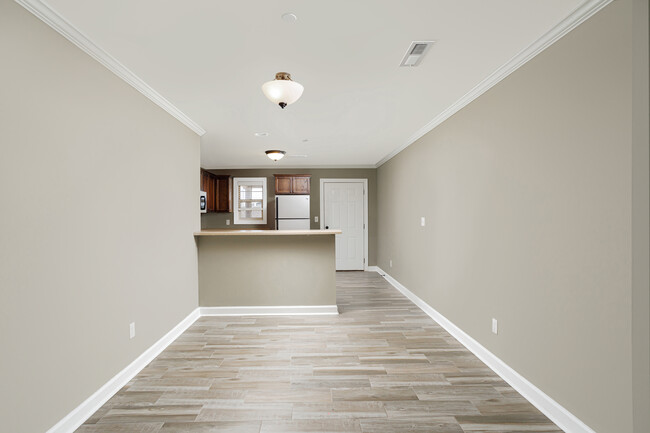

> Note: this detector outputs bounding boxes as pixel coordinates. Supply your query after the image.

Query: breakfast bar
[194,229,341,314]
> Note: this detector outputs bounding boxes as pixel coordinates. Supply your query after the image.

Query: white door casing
[320,179,368,271]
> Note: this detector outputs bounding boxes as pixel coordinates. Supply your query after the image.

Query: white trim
[15,0,206,136]
[375,0,614,167]
[233,177,268,225]
[206,165,378,170]
[46,303,340,431]
[373,267,596,433]
[319,179,369,271]
[200,305,339,316]
[366,266,380,273]
[46,308,201,433]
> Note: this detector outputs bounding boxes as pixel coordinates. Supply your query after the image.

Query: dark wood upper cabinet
[215,175,232,212]
[201,169,232,212]
[275,176,292,195]
[292,176,310,194]
[274,174,311,195]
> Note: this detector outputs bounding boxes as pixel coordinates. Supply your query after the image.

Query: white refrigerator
[276,195,310,230]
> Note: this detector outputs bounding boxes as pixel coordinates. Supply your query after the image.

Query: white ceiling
[44,0,582,168]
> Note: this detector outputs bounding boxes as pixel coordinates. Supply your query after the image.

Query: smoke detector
[399,41,435,67]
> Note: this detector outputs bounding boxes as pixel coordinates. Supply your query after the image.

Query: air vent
[399,41,435,67]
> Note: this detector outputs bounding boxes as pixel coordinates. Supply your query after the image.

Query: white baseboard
[46,308,201,433]
[47,302,340,431]
[200,305,339,316]
[373,267,595,433]
[49,269,595,433]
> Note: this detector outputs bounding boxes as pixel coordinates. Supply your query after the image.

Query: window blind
[237,184,264,220]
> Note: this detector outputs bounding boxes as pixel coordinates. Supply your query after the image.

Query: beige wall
[0,3,200,433]
[631,0,650,431]
[198,235,337,306]
[376,1,648,432]
[201,168,378,265]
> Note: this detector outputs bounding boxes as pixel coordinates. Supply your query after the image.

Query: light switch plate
[226,219,231,225]
[129,322,136,339]
[492,318,498,334]
[420,217,426,227]
[314,216,319,223]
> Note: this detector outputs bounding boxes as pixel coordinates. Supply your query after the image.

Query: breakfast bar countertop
[194,229,342,236]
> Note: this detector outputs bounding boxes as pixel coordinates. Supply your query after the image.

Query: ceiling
[44,0,583,168]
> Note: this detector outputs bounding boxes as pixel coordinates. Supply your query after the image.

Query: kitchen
[195,168,377,313]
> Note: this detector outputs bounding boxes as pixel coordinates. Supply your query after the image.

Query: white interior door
[323,181,365,270]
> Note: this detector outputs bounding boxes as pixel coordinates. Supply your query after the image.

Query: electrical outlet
[491,318,498,334]
[389,259,393,268]
[420,216,426,227]
[226,219,230,225]
[129,322,136,339]
[314,216,319,223]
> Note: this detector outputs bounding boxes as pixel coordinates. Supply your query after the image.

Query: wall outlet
[225,219,230,226]
[389,259,393,268]
[420,216,426,227]
[314,216,319,223]
[491,318,498,334]
[129,322,136,339]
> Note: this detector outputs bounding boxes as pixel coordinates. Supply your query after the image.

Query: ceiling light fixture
[281,12,298,23]
[265,150,286,161]
[262,72,304,109]
[254,132,269,137]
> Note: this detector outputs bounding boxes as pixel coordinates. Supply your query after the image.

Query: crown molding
[16,0,206,136]
[202,164,378,170]
[375,0,614,167]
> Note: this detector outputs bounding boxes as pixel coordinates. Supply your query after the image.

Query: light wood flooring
[77,271,562,433]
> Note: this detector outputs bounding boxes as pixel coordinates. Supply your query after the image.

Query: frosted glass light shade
[262,73,304,108]
[265,150,286,161]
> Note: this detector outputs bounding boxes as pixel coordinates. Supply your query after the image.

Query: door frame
[319,178,369,271]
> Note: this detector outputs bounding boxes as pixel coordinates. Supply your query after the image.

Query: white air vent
[399,41,435,67]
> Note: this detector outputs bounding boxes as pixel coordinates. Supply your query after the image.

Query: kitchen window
[233,177,267,225]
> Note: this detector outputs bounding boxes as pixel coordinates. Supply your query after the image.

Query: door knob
[325,226,329,229]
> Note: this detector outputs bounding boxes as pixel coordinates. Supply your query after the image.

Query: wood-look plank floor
[77,272,562,433]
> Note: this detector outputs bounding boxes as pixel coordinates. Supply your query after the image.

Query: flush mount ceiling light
[254,132,269,137]
[265,150,286,161]
[281,12,297,23]
[262,72,304,109]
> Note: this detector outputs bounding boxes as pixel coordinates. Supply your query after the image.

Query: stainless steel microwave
[200,191,207,213]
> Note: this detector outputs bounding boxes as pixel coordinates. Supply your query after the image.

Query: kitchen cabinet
[274,174,311,195]
[201,170,232,212]
[275,176,292,194]
[215,175,232,212]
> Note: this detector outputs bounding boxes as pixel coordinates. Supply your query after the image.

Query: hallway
[77,272,561,432]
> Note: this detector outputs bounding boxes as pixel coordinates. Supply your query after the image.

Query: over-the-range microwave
[200,191,207,213]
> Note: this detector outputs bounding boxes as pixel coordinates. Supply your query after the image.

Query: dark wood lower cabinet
[201,169,232,212]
